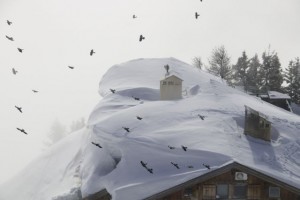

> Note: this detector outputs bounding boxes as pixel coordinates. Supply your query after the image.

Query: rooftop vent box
[235,172,248,181]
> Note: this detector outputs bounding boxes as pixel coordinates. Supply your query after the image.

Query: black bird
[16,128,28,135]
[32,90,39,93]
[171,162,180,169]
[17,48,23,53]
[91,142,102,148]
[140,161,147,168]
[15,106,22,113]
[110,89,116,93]
[195,12,200,19]
[181,145,188,151]
[68,66,74,69]
[139,35,145,42]
[12,68,18,75]
[136,116,143,120]
[168,145,175,150]
[90,49,95,56]
[198,114,205,120]
[133,14,137,19]
[122,127,130,132]
[203,163,210,170]
[7,20,12,25]
[6,35,14,41]
[132,96,140,101]
[147,168,153,174]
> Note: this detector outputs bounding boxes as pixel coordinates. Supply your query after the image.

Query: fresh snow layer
[1,57,300,200]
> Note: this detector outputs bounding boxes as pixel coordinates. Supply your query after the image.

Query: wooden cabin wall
[157,169,299,200]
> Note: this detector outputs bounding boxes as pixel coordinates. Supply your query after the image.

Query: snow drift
[1,58,300,200]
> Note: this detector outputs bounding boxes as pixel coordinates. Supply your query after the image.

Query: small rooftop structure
[244,105,271,141]
[160,75,183,100]
[260,91,292,111]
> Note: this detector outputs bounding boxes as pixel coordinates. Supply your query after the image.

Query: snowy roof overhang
[268,91,291,100]
[244,105,269,121]
[161,74,183,82]
[145,162,300,200]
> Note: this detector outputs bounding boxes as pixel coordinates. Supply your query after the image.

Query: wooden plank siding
[146,162,300,200]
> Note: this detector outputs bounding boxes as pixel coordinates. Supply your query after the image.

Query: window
[248,185,261,200]
[162,81,167,85]
[184,187,193,197]
[168,81,174,85]
[203,185,216,200]
[216,184,228,199]
[234,184,247,199]
[265,123,270,128]
[269,186,280,198]
[259,119,264,128]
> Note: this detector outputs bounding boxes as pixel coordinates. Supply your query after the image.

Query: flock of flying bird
[5,20,33,135]
[90,0,210,174]
[91,88,210,174]
[6,0,207,174]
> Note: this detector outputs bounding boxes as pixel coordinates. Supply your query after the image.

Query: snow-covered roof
[245,105,269,121]
[161,74,183,81]
[1,58,300,200]
[268,91,291,99]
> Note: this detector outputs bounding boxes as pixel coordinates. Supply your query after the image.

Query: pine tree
[207,45,232,82]
[260,49,283,92]
[247,54,262,94]
[70,117,86,132]
[232,51,249,91]
[44,119,67,147]
[192,56,203,70]
[284,58,300,104]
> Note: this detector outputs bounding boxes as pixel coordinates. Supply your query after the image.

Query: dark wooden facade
[146,162,300,200]
[244,105,271,141]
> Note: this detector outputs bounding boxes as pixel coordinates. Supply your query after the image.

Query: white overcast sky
[0,0,300,183]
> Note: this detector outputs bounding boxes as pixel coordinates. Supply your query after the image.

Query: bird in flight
[7,20,12,25]
[203,163,210,170]
[15,106,22,113]
[90,49,95,56]
[68,66,74,69]
[5,35,14,41]
[17,48,24,53]
[91,142,102,148]
[195,12,200,19]
[16,128,28,135]
[136,116,143,120]
[168,145,175,150]
[147,168,153,174]
[139,35,145,42]
[198,114,205,120]
[110,89,116,93]
[181,145,188,151]
[32,90,39,93]
[171,162,180,169]
[12,68,18,75]
[132,96,140,101]
[140,161,147,168]
[133,14,137,19]
[123,127,130,133]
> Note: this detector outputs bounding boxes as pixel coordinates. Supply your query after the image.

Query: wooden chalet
[145,162,300,200]
[244,105,271,141]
